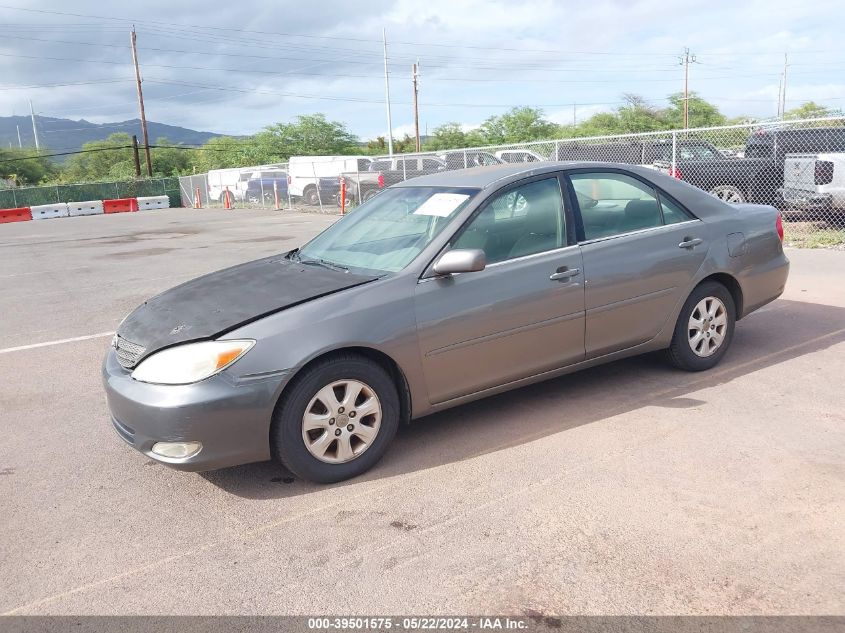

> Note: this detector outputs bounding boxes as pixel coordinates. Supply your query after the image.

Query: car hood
[116,254,377,362]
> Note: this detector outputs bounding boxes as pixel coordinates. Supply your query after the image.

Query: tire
[303,187,320,206]
[271,354,400,483]
[362,188,380,202]
[336,193,352,208]
[666,281,736,372]
[709,185,746,204]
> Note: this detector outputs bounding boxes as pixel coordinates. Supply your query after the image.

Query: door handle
[678,237,703,249]
[550,267,580,281]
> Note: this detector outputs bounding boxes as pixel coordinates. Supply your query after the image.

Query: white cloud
[0,0,843,139]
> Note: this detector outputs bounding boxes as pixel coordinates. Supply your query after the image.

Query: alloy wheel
[688,296,728,357]
[301,379,382,464]
[710,186,745,204]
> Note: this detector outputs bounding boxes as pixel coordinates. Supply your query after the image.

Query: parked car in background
[780,152,845,213]
[245,169,288,204]
[105,162,788,483]
[341,156,448,203]
[438,150,503,170]
[551,138,725,165]
[207,168,251,203]
[288,156,373,205]
[495,149,546,163]
[316,176,342,205]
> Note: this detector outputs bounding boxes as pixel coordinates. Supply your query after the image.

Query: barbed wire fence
[177,117,845,245]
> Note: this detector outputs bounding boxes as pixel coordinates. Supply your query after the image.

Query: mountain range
[0,115,221,160]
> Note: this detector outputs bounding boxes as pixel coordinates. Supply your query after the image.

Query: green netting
[0,178,181,209]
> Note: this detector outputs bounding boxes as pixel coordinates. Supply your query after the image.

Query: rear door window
[569,172,664,240]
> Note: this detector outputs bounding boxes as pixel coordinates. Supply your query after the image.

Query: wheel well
[699,273,744,319]
[272,347,412,432]
[303,184,316,193]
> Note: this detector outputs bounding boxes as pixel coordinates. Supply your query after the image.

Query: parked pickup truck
[340,156,448,203]
[779,153,845,213]
[657,127,845,205]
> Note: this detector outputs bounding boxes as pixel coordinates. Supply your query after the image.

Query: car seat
[508,189,561,258]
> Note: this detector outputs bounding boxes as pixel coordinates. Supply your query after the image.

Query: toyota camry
[104,163,789,483]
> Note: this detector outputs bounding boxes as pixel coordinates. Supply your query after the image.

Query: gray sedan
[103,163,789,483]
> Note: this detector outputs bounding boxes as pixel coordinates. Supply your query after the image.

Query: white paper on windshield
[413,193,470,217]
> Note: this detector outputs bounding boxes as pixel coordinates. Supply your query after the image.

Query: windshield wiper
[298,256,348,273]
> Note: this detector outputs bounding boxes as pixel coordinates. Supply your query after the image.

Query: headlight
[130,340,254,385]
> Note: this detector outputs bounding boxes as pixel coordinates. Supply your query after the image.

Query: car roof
[397,161,649,189]
[396,160,733,219]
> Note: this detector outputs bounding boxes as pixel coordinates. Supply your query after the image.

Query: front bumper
[102,349,288,471]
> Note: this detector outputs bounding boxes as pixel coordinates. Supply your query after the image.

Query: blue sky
[0,0,844,140]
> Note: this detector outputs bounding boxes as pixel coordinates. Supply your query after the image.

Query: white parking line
[0,332,113,355]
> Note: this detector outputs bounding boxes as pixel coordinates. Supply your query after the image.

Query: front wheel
[666,281,736,371]
[271,354,400,483]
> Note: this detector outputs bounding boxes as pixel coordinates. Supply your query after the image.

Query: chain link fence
[0,177,180,209]
[179,117,845,246]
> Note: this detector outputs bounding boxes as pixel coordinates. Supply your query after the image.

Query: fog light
[151,441,202,459]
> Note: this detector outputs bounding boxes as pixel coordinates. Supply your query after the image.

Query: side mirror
[433,249,486,275]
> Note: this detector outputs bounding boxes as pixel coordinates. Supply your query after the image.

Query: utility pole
[29,100,40,150]
[130,26,153,177]
[780,53,789,119]
[382,28,394,157]
[131,134,142,178]
[679,48,697,129]
[16,125,22,148]
[572,103,577,127]
[412,61,421,152]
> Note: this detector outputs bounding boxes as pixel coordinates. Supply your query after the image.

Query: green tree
[0,148,56,185]
[479,107,561,144]
[255,113,359,159]
[187,136,252,172]
[423,122,485,151]
[664,92,727,129]
[150,137,192,176]
[61,132,136,181]
[783,101,842,120]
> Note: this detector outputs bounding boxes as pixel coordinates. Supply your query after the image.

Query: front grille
[114,335,146,369]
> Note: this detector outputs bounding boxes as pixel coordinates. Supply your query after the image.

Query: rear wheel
[271,354,400,483]
[362,188,380,202]
[709,185,746,204]
[304,187,320,206]
[666,281,735,371]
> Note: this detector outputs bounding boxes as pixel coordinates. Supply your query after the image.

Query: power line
[3,4,840,59]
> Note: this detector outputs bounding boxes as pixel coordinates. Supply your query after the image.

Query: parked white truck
[780,153,845,213]
[288,156,373,205]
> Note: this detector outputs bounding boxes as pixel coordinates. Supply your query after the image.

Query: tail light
[287,175,291,185]
[776,213,784,242]
[668,166,682,179]
[815,161,834,185]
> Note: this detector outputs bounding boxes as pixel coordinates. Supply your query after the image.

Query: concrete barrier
[136,195,169,211]
[30,203,69,220]
[67,200,105,217]
[0,207,32,223]
[103,198,138,214]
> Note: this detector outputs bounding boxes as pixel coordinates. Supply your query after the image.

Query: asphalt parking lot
[1,208,843,616]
